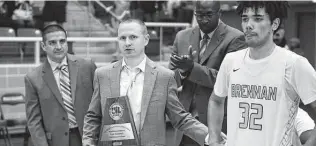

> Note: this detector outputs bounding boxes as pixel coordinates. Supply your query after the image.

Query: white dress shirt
[120,57,146,134]
[47,57,68,92]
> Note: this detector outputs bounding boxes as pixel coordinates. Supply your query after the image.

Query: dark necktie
[199,34,210,60]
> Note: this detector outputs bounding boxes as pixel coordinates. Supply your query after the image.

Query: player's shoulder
[276,46,307,68]
[219,49,247,72]
[224,48,248,62]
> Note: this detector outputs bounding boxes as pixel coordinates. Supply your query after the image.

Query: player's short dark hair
[236,1,289,31]
[41,24,67,41]
[119,18,148,35]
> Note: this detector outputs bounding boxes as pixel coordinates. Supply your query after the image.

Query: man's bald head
[195,1,220,11]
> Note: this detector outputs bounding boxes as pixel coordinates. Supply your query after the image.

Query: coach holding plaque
[82,18,209,146]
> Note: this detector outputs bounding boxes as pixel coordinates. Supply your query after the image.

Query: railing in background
[144,22,190,60]
[0,37,116,67]
[93,0,191,60]
[0,22,190,68]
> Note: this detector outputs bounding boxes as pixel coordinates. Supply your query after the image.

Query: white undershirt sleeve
[295,108,315,137]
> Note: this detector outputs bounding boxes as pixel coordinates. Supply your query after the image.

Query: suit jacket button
[65,132,68,136]
[62,117,66,120]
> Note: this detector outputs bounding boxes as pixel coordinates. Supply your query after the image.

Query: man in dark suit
[169,1,246,146]
[82,18,211,146]
[24,24,97,146]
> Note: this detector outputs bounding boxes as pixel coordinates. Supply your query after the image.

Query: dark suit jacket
[24,54,97,146]
[82,58,208,146]
[169,21,246,145]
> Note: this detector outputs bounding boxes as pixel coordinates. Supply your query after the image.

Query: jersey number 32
[239,102,263,130]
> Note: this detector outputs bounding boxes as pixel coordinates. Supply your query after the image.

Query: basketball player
[207,1,316,146]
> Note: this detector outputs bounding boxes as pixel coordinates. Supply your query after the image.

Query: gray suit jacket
[170,21,246,145]
[24,54,97,146]
[82,58,208,146]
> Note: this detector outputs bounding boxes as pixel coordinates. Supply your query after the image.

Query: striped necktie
[199,34,210,60]
[59,65,77,128]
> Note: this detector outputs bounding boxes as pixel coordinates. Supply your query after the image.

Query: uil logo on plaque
[98,96,140,146]
[109,103,124,120]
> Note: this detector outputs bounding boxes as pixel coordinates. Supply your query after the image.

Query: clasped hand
[170,45,197,73]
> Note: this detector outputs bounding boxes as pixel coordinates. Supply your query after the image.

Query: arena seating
[0,27,19,60]
[17,28,43,57]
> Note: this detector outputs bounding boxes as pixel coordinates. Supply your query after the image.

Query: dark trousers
[69,127,82,146]
[23,127,82,146]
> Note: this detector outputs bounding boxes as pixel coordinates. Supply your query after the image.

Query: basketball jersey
[214,46,316,146]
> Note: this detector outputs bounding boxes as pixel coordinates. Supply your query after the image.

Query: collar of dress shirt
[122,57,146,72]
[47,56,68,71]
[200,20,221,40]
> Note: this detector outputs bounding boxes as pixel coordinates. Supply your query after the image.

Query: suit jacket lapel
[140,59,157,130]
[110,60,122,98]
[67,55,78,103]
[42,59,66,111]
[190,26,201,63]
[199,22,226,64]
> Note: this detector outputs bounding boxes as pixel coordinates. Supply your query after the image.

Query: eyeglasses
[194,11,218,19]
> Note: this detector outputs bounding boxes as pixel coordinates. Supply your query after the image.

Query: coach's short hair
[119,18,148,35]
[41,24,67,41]
[236,1,289,31]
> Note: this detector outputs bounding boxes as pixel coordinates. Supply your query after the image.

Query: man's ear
[272,18,280,31]
[144,33,150,46]
[41,42,47,52]
[218,9,222,17]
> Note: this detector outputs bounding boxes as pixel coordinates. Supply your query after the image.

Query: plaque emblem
[99,96,139,146]
[109,102,124,120]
